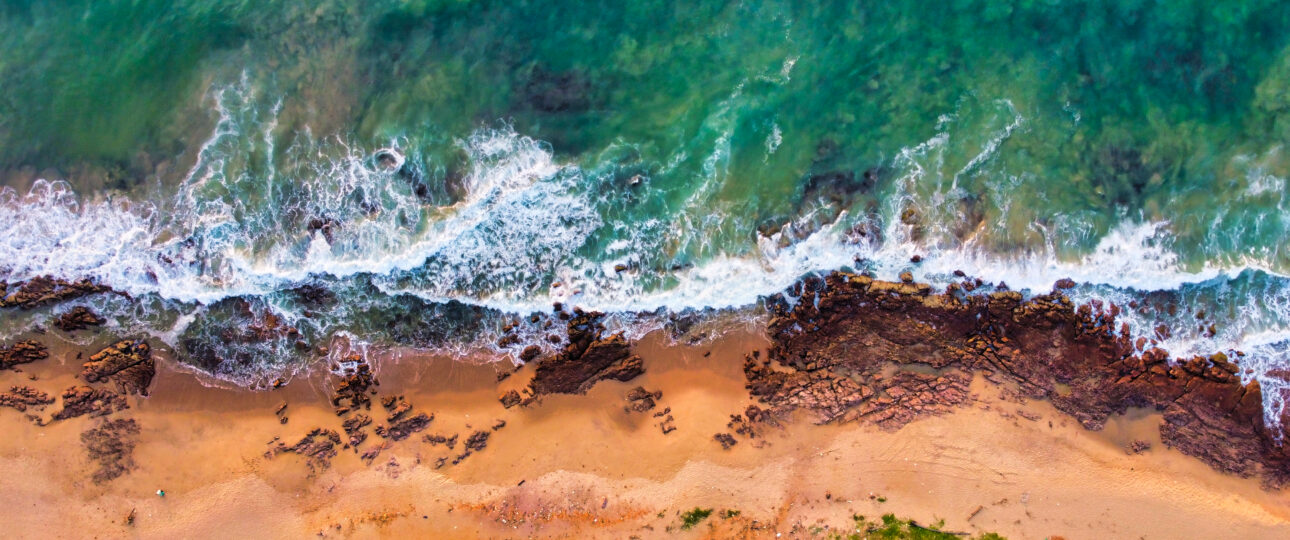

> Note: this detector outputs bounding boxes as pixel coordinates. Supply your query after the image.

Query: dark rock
[519,345,542,363]
[53,306,106,332]
[81,418,140,483]
[270,428,342,473]
[376,412,432,441]
[1054,278,1077,290]
[424,433,458,450]
[658,415,676,435]
[0,276,113,309]
[331,354,376,415]
[81,340,155,396]
[0,386,54,412]
[528,311,644,396]
[53,385,129,420]
[342,414,372,447]
[752,271,1290,486]
[1,340,48,370]
[624,386,662,413]
[464,430,490,452]
[499,390,522,409]
[713,433,737,450]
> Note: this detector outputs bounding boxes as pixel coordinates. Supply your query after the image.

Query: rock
[376,412,432,441]
[624,386,662,413]
[518,345,542,363]
[658,415,676,435]
[499,390,522,409]
[0,276,113,309]
[713,433,737,450]
[899,271,914,283]
[342,414,372,447]
[521,67,591,113]
[270,429,342,472]
[528,311,644,396]
[424,433,458,450]
[464,430,490,452]
[1054,278,1077,290]
[0,386,54,412]
[1,340,48,370]
[53,306,106,332]
[81,418,140,483]
[752,271,1290,486]
[81,340,155,396]
[331,354,376,415]
[52,386,129,420]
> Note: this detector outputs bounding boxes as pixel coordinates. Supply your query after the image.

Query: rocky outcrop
[81,418,140,483]
[750,272,1290,486]
[0,277,113,309]
[81,340,155,396]
[528,309,644,396]
[269,429,342,473]
[1,340,47,370]
[624,386,662,413]
[53,306,106,332]
[52,385,129,420]
[0,386,54,412]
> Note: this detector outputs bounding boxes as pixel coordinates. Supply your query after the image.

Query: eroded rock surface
[0,386,54,412]
[1,340,47,370]
[81,340,155,396]
[53,385,130,420]
[751,272,1290,486]
[528,310,644,396]
[269,428,342,473]
[53,306,106,332]
[0,277,113,309]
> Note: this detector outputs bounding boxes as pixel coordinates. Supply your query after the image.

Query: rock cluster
[81,340,155,396]
[624,386,662,413]
[0,340,48,370]
[269,429,342,473]
[0,386,54,412]
[752,272,1290,486]
[0,277,113,309]
[528,309,644,396]
[53,306,106,332]
[52,385,130,420]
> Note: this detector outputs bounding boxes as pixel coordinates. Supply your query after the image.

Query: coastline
[3,279,1290,538]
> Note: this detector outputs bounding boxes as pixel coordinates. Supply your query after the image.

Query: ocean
[2,0,1289,424]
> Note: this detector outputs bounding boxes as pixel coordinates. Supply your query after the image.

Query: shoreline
[2,274,1290,538]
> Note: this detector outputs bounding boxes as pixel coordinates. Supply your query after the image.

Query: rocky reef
[527,308,644,396]
[746,272,1290,486]
[0,277,113,309]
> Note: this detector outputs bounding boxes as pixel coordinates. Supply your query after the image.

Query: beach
[3,323,1289,539]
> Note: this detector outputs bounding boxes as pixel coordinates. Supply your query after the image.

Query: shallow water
[2,0,1290,424]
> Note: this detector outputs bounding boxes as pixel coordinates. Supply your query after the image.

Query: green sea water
[2,1,1290,409]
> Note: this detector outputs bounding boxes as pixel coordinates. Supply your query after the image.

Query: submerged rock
[81,418,141,484]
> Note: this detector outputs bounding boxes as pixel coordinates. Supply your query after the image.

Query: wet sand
[2,328,1289,539]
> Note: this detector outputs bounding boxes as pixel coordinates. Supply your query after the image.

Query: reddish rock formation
[376,412,432,441]
[0,386,54,412]
[0,340,47,370]
[342,414,372,447]
[499,390,522,408]
[0,276,113,309]
[53,306,106,332]
[81,340,155,396]
[269,429,342,472]
[331,354,376,415]
[751,272,1290,486]
[81,418,140,484]
[53,385,130,420]
[528,311,644,396]
[624,386,662,413]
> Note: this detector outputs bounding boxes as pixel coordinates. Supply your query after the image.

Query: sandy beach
[3,325,1289,539]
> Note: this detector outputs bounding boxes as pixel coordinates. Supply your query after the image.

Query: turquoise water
[2,0,1290,419]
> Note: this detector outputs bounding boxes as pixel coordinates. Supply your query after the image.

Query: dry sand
[2,328,1289,539]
